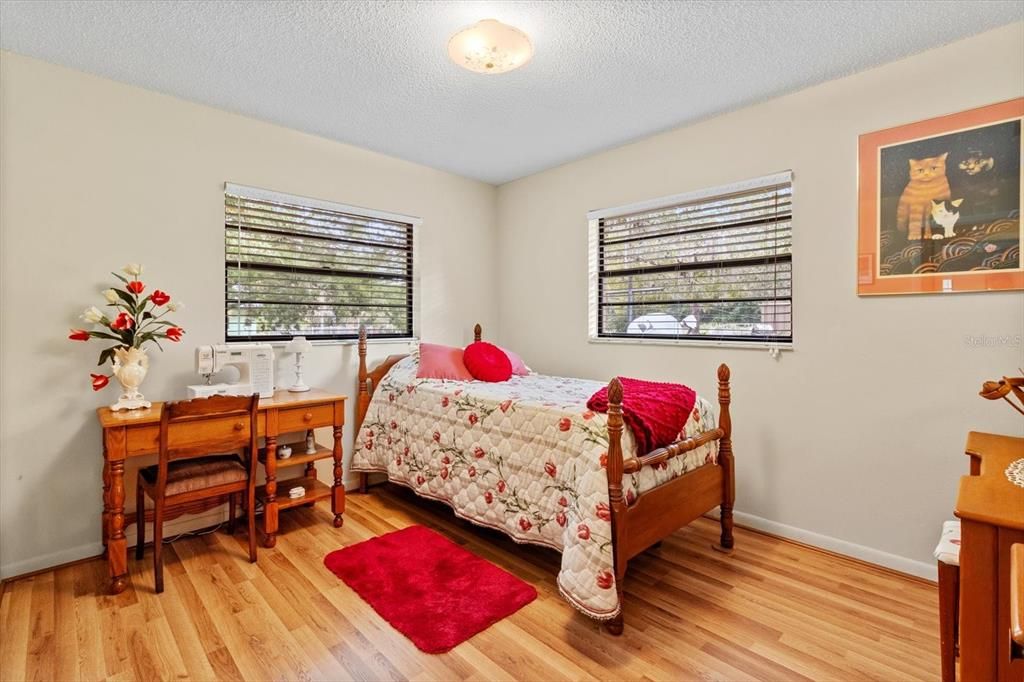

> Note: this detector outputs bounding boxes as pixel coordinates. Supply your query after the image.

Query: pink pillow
[499,346,530,376]
[417,343,473,381]
[463,342,513,382]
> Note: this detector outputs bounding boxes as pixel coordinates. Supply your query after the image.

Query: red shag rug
[323,525,537,653]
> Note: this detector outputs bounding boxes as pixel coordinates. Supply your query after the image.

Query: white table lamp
[286,336,313,392]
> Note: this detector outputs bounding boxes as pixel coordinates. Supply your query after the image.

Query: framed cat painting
[858,98,1024,295]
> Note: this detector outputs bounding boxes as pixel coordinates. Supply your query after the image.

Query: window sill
[588,336,793,351]
[261,337,418,348]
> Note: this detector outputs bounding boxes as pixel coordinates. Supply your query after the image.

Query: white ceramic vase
[111,346,152,411]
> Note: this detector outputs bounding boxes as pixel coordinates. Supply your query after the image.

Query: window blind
[589,172,792,344]
[225,184,416,341]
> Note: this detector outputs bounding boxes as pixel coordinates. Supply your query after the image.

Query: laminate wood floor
[0,485,940,681]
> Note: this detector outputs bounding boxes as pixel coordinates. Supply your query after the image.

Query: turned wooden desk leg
[263,435,279,548]
[332,423,345,528]
[101,459,112,552]
[107,459,128,594]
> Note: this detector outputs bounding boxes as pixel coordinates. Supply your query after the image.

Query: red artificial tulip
[165,326,184,342]
[126,280,145,295]
[68,329,90,341]
[149,289,170,306]
[110,312,134,330]
[91,373,110,391]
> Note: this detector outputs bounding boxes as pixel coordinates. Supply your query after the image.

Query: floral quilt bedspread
[350,355,718,620]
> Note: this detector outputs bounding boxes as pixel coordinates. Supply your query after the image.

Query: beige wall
[0,51,497,577]
[2,24,1023,581]
[495,23,1024,577]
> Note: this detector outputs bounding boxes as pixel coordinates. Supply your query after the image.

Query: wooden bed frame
[353,323,735,635]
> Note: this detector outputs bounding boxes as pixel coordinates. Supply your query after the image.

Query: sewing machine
[187,343,275,399]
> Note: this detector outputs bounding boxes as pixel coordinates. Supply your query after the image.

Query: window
[225,183,417,341]
[588,172,792,344]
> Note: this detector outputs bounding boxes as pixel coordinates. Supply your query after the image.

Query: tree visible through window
[225,185,415,341]
[590,173,792,343]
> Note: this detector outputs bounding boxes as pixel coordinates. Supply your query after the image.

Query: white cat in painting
[930,198,963,239]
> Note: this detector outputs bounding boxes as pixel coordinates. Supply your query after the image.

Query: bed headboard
[355,323,483,435]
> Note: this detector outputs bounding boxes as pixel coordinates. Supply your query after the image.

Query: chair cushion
[141,455,247,495]
[934,519,961,566]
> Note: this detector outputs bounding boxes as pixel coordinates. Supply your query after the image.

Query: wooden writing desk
[957,431,1024,682]
[97,389,346,594]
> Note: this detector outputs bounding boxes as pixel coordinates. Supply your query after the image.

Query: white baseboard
[2,478,363,580]
[5,490,936,584]
[1,508,227,580]
[0,541,105,580]
[717,509,936,582]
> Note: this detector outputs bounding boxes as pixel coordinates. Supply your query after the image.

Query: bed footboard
[604,364,734,635]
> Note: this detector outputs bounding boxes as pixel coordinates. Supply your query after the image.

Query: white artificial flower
[102,289,119,304]
[122,263,143,277]
[81,306,104,324]
[167,301,184,312]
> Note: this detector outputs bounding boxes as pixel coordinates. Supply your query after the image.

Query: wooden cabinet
[956,431,1024,682]
[97,389,346,594]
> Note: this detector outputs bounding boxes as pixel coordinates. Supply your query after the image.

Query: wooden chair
[135,394,259,593]
[935,519,961,682]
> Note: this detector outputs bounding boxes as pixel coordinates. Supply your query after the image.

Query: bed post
[356,325,369,494]
[717,364,735,550]
[473,323,482,343]
[605,376,627,635]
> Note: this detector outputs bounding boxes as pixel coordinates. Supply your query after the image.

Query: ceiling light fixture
[447,19,533,75]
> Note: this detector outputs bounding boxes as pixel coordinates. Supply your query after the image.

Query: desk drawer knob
[303,412,313,422]
[234,422,244,431]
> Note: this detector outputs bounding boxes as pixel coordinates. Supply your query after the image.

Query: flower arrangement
[68,263,184,407]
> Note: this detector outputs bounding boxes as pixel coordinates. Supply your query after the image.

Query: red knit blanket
[587,377,697,455]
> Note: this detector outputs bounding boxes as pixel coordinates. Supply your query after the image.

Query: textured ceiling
[1,1,1021,184]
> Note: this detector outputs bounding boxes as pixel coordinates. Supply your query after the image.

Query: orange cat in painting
[896,153,951,239]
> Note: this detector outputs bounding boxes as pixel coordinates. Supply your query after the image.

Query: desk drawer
[125,415,259,455]
[278,404,335,433]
